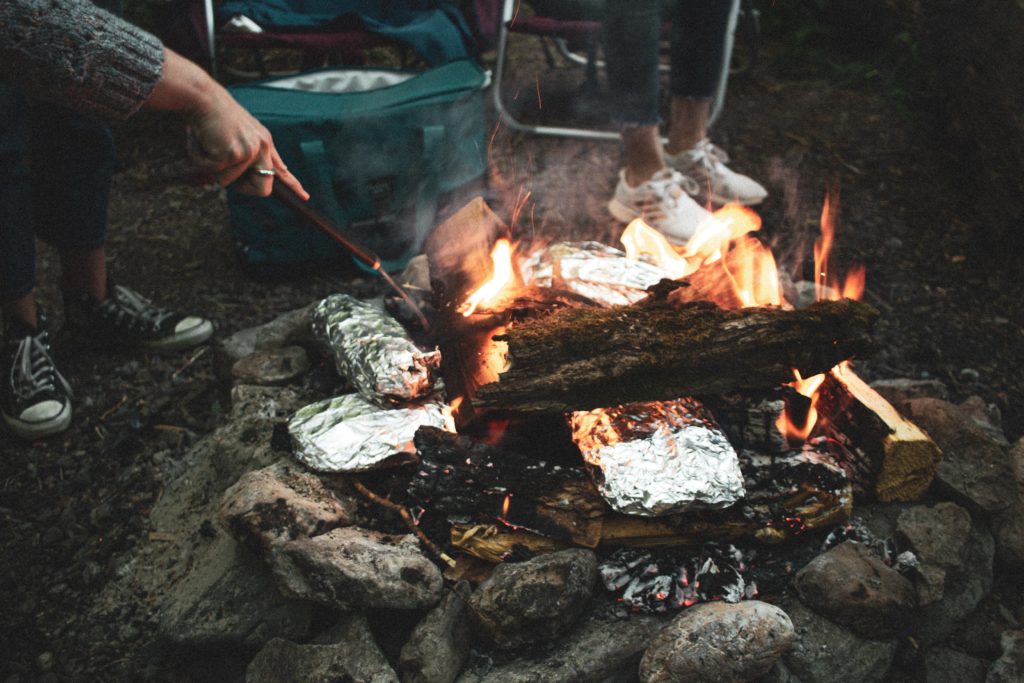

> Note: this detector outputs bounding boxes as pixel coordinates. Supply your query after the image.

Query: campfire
[286,194,942,612]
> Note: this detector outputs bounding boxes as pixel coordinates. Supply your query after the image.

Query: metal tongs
[271,183,430,331]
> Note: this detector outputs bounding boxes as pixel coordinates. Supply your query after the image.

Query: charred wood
[474,297,878,412]
[449,448,853,563]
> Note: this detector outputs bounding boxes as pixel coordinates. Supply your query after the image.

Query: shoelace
[9,331,72,402]
[100,285,175,334]
[693,139,730,170]
[640,170,701,216]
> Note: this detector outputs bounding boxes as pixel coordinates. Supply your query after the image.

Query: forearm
[145,48,223,119]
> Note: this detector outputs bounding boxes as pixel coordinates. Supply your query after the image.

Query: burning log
[409,427,606,548]
[448,448,853,563]
[473,294,878,413]
[813,367,942,502]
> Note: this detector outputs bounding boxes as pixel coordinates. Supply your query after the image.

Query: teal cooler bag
[227,60,488,271]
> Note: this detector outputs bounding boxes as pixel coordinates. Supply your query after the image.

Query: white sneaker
[666,139,767,206]
[608,168,713,245]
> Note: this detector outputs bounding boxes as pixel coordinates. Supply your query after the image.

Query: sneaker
[608,168,713,245]
[2,308,73,440]
[65,280,214,352]
[665,138,768,206]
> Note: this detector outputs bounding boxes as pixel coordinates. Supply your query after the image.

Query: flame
[442,396,463,433]
[814,190,866,303]
[721,235,783,308]
[621,218,695,279]
[461,238,517,316]
[501,493,511,518]
[620,204,777,309]
[776,370,828,442]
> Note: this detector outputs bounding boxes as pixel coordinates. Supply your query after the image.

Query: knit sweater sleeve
[0,0,165,122]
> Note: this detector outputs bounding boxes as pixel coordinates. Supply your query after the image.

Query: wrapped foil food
[520,242,670,307]
[313,294,441,404]
[569,398,745,516]
[289,393,450,472]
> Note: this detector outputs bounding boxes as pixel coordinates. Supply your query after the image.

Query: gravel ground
[2,16,1023,682]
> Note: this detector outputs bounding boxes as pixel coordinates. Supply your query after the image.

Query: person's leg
[664,0,766,205]
[28,101,213,352]
[1,89,73,439]
[0,88,39,329]
[603,0,663,186]
[603,0,713,243]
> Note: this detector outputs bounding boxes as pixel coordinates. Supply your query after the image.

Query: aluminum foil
[312,294,441,405]
[289,393,450,472]
[520,242,670,307]
[569,398,745,516]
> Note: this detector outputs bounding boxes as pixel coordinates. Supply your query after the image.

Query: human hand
[186,90,308,199]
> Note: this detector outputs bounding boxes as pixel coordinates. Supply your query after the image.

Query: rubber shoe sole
[139,317,215,353]
[608,198,696,246]
[3,401,72,440]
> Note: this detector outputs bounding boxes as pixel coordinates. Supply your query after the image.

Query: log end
[874,438,943,502]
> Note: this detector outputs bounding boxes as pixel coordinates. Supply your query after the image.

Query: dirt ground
[2,12,1023,682]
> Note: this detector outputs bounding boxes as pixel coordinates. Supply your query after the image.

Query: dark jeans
[0,86,115,303]
[603,0,735,125]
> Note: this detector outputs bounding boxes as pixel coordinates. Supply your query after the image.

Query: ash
[821,518,919,575]
[599,544,757,615]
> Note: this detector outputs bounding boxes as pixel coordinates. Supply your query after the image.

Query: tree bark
[473,296,878,412]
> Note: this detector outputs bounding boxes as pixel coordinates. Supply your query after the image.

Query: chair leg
[492,0,620,142]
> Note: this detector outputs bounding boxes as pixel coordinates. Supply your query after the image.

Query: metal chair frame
[491,0,741,142]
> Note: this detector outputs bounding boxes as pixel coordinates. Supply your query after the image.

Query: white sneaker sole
[608,198,692,246]
[707,191,766,207]
[141,319,215,353]
[3,402,72,440]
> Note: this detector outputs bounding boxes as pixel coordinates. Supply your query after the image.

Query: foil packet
[289,393,450,473]
[313,294,441,405]
[520,241,670,307]
[569,398,745,516]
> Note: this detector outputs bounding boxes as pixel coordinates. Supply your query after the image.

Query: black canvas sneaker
[64,280,214,352]
[2,308,73,439]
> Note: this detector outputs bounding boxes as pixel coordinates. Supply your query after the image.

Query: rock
[246,614,397,683]
[896,502,973,605]
[783,600,896,683]
[992,502,1024,569]
[400,581,473,683]
[870,378,949,405]
[159,535,313,651]
[468,549,597,650]
[271,527,443,611]
[220,460,353,551]
[923,646,988,683]
[913,512,995,645]
[232,346,311,386]
[987,630,1024,683]
[454,615,666,683]
[1010,438,1024,487]
[639,601,795,683]
[901,398,1018,514]
[958,396,1009,447]
[219,305,315,366]
[957,596,1022,659]
[794,541,917,639]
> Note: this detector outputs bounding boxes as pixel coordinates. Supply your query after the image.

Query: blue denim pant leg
[0,87,36,304]
[603,0,735,125]
[29,101,115,253]
[603,0,663,126]
[669,0,734,100]
[0,90,114,304]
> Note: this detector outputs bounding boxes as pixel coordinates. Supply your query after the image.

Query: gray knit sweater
[0,0,165,122]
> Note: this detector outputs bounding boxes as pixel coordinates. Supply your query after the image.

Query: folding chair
[189,0,418,79]
[492,0,741,141]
